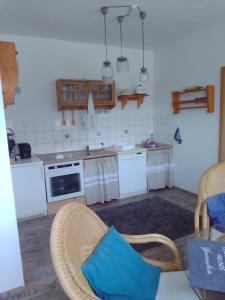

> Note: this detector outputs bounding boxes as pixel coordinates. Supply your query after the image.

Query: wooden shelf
[172,85,214,114]
[117,94,148,109]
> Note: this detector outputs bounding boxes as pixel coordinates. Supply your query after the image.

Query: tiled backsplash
[6,110,154,154]
[153,113,174,144]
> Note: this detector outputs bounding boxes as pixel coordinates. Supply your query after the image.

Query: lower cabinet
[84,156,119,205]
[11,163,47,220]
[146,148,174,190]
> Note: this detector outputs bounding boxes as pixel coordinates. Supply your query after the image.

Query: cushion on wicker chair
[207,193,225,226]
[82,226,161,300]
[206,193,225,241]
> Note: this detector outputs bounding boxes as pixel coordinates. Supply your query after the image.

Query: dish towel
[174,127,182,144]
[88,92,96,129]
[79,110,88,129]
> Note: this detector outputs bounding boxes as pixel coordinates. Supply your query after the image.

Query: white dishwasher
[118,149,147,198]
[11,157,47,220]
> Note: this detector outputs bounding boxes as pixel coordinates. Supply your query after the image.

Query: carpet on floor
[96,196,194,252]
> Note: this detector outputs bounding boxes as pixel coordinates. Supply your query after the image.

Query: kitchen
[1,34,173,221]
[10,126,173,220]
[2,0,224,298]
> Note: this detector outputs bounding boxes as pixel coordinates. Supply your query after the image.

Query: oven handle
[45,166,83,174]
[45,170,83,178]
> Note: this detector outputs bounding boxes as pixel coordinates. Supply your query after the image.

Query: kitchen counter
[38,144,171,164]
[38,149,117,164]
[109,146,146,155]
[136,143,172,151]
[11,155,43,168]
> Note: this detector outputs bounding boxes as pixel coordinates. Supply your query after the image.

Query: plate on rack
[182,86,204,92]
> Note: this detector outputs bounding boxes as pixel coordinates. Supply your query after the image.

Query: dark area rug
[96,196,194,252]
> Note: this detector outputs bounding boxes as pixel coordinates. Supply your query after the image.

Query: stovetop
[39,150,86,162]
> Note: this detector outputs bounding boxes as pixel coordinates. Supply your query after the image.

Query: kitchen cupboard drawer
[11,164,47,220]
[56,79,115,110]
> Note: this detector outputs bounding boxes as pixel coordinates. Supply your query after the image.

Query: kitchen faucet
[86,145,90,156]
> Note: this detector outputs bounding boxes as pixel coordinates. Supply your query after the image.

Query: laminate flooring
[0,188,197,300]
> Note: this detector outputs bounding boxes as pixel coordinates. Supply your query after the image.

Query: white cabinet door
[118,152,147,196]
[11,164,47,220]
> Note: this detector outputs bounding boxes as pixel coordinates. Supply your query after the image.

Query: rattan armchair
[195,161,225,240]
[50,202,198,300]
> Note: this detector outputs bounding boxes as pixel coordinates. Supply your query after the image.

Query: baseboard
[119,189,147,199]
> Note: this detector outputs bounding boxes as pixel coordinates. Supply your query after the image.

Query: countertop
[38,149,117,164]
[11,143,172,166]
[136,143,172,151]
[110,146,147,155]
[11,156,43,168]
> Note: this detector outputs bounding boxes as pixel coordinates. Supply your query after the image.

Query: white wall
[0,81,24,293]
[1,34,154,154]
[154,22,225,193]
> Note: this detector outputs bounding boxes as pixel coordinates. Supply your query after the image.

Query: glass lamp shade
[116,56,129,73]
[140,66,149,82]
[101,61,113,83]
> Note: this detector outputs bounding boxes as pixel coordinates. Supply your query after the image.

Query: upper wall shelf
[0,41,18,106]
[56,79,115,111]
[172,85,214,114]
[117,94,149,109]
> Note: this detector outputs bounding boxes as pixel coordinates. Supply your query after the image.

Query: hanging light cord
[104,14,108,62]
[119,22,123,57]
[141,17,145,68]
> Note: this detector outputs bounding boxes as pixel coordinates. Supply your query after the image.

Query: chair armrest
[194,202,210,239]
[122,233,183,272]
[217,234,225,242]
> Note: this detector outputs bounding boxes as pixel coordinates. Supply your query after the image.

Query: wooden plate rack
[172,85,214,114]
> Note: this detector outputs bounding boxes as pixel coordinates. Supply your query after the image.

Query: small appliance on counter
[18,143,31,159]
[7,128,16,159]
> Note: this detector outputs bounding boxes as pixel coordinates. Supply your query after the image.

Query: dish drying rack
[172,85,214,114]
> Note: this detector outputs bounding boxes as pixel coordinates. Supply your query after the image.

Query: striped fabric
[84,156,119,205]
[147,148,174,190]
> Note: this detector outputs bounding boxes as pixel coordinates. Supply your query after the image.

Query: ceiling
[0,0,225,49]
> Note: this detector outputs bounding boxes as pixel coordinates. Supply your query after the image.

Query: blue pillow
[82,226,160,300]
[207,193,225,230]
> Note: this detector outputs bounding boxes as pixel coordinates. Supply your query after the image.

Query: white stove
[44,159,84,203]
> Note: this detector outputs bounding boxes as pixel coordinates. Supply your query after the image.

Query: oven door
[45,167,84,203]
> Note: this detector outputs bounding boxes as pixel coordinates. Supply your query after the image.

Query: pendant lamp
[116,16,129,73]
[140,11,149,82]
[101,7,113,83]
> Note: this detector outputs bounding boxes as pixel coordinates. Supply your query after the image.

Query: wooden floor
[0,188,197,300]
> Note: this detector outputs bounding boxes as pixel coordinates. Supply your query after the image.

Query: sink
[114,144,135,151]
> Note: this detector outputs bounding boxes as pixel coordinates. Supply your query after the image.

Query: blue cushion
[82,226,160,300]
[207,193,225,230]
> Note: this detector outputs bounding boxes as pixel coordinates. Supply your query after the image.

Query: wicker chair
[50,202,199,300]
[195,161,225,240]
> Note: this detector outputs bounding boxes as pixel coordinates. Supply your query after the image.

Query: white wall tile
[36,131,45,144]
[24,120,35,132]
[54,131,63,142]
[14,120,25,133]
